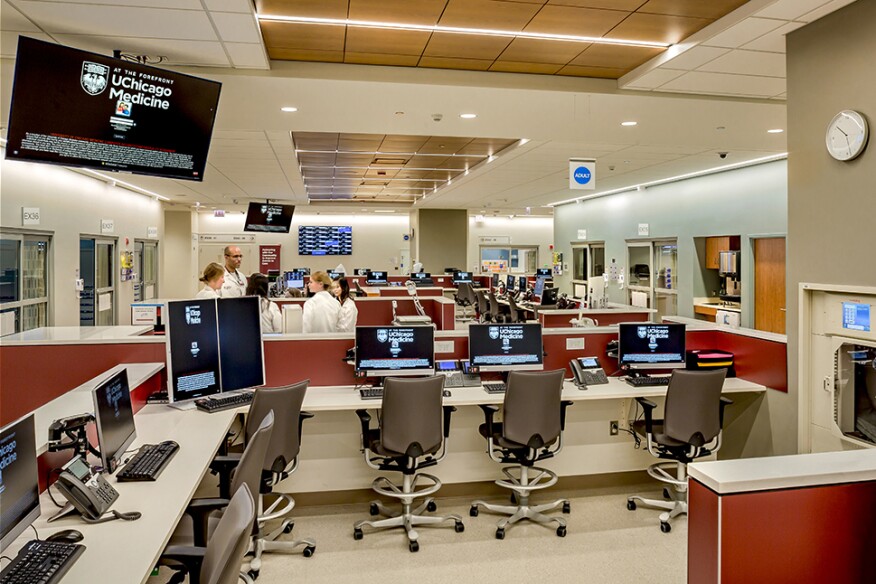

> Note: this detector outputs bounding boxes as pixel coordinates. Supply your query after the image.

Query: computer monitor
[411,272,431,281]
[536,268,552,277]
[506,275,516,290]
[328,270,344,280]
[468,323,544,372]
[540,287,559,306]
[444,267,459,274]
[491,273,499,288]
[354,268,370,276]
[285,270,305,289]
[365,270,388,285]
[533,276,547,298]
[0,415,40,552]
[92,369,136,474]
[519,277,528,292]
[217,297,266,392]
[354,326,435,378]
[166,298,222,403]
[452,271,473,284]
[293,267,311,275]
[617,323,686,369]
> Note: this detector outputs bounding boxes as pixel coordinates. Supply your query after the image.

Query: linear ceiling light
[295,149,486,158]
[548,153,788,207]
[257,15,671,48]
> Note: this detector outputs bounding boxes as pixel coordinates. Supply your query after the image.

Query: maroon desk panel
[0,343,165,426]
[378,287,443,297]
[275,297,453,330]
[716,333,787,393]
[687,479,720,584]
[542,332,620,377]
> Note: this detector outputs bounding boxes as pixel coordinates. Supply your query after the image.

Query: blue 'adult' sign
[569,159,596,190]
[573,166,592,185]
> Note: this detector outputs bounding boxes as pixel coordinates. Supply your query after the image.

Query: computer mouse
[442,390,452,398]
[47,529,84,544]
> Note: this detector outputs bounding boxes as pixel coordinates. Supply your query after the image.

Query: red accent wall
[688,479,720,584]
[686,329,788,392]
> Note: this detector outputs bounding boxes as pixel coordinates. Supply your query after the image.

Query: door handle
[779,308,787,311]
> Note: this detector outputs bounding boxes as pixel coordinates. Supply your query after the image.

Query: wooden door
[754,237,786,334]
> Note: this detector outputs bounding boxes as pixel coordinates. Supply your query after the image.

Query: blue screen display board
[842,302,870,332]
[298,225,352,255]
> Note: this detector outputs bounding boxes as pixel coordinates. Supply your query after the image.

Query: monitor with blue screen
[842,302,871,332]
[507,275,516,290]
[412,272,431,281]
[452,271,473,284]
[365,270,388,285]
[533,276,547,297]
[285,271,305,288]
[536,268,552,277]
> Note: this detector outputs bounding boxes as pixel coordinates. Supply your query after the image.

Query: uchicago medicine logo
[81,61,109,95]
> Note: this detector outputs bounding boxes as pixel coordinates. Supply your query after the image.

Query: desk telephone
[53,456,119,522]
[436,360,481,388]
[569,356,609,389]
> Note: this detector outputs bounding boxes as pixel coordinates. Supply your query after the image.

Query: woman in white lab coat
[332,278,358,333]
[302,271,340,333]
[195,263,224,299]
[246,273,283,333]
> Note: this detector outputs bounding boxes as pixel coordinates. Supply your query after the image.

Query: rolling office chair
[161,484,257,584]
[626,369,732,533]
[354,376,464,552]
[506,295,525,323]
[489,290,509,323]
[471,370,573,539]
[454,282,476,321]
[476,290,492,322]
[353,280,367,297]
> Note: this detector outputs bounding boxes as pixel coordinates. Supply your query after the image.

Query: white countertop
[689,449,876,494]
[664,316,787,343]
[0,325,154,344]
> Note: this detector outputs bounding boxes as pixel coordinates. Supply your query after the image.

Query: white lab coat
[221,268,247,297]
[195,286,219,299]
[302,290,340,333]
[260,297,283,333]
[336,297,358,333]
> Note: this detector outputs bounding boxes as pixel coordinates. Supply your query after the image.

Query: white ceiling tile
[697,50,786,78]
[205,0,254,13]
[740,21,805,52]
[225,42,268,68]
[1,1,41,32]
[660,71,786,98]
[210,12,261,44]
[702,17,787,49]
[32,0,203,8]
[662,46,730,71]
[51,35,230,66]
[11,2,217,40]
[798,0,859,22]
[623,68,685,89]
[0,31,52,58]
[756,0,831,20]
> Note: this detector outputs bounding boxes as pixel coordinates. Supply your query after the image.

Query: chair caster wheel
[283,522,294,534]
[495,528,505,540]
[454,521,465,533]
[663,488,671,499]
[409,540,419,553]
[556,525,567,537]
[562,501,571,514]
[369,503,379,516]
[660,522,672,533]
[627,500,637,511]
[303,545,316,558]
[426,500,437,512]
[353,528,364,540]
[248,570,259,581]
[469,506,479,517]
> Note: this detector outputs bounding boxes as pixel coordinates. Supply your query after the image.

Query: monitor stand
[168,399,198,411]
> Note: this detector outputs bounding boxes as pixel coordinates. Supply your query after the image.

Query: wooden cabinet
[705,236,741,269]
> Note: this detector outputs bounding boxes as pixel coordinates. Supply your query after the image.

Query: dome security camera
[431,113,443,122]
[718,152,729,159]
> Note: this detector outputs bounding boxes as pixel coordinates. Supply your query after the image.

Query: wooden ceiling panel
[267,47,344,62]
[344,52,421,66]
[408,154,451,165]
[495,38,589,64]
[418,56,493,71]
[380,136,430,151]
[255,0,349,19]
[490,61,563,74]
[338,135,384,151]
[260,22,345,51]
[348,0,448,26]
[523,5,628,37]
[557,64,628,78]
[546,0,644,9]
[571,44,665,69]
[604,13,710,44]
[422,32,514,60]
[345,27,431,55]
[459,138,517,154]
[438,0,541,31]
[638,0,750,20]
[420,136,474,153]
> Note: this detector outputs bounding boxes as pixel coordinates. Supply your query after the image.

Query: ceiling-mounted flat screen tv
[243,203,295,233]
[5,36,221,181]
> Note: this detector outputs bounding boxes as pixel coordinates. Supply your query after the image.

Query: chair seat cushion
[631,420,689,448]
[478,423,557,452]
[367,428,439,458]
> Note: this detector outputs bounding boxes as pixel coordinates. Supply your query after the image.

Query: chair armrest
[185,497,230,546]
[209,454,241,500]
[297,411,315,442]
[442,405,456,438]
[635,397,658,435]
[560,400,573,431]
[478,404,499,437]
[355,409,371,449]
[719,397,733,428]
[159,545,205,575]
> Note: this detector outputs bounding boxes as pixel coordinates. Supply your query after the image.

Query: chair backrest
[663,369,727,446]
[502,370,565,448]
[507,296,521,323]
[201,483,256,584]
[247,381,309,473]
[476,291,489,319]
[379,376,445,457]
[230,411,274,497]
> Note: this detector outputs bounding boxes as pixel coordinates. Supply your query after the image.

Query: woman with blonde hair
[303,271,340,333]
[196,263,224,299]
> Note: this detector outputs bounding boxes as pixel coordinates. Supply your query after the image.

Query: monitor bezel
[365,270,388,285]
[0,415,40,553]
[354,325,436,377]
[467,323,545,372]
[617,322,687,369]
[452,271,473,284]
[165,298,222,404]
[92,369,136,474]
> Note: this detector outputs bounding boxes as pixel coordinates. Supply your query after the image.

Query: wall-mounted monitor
[618,323,686,369]
[243,203,294,233]
[536,268,552,277]
[842,302,871,332]
[468,323,544,372]
[298,226,352,255]
[355,326,435,377]
[0,415,40,552]
[92,369,136,474]
[365,271,388,285]
[5,37,221,181]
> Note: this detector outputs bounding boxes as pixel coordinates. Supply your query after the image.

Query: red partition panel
[716,333,787,392]
[263,338,357,387]
[688,479,720,584]
[542,332,620,376]
[275,297,453,330]
[378,287,443,297]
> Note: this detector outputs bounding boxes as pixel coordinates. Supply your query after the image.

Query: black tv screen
[244,203,295,233]
[5,37,221,181]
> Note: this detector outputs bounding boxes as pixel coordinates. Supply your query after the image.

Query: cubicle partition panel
[539,309,651,328]
[275,297,455,330]
[377,287,443,297]
[685,329,788,393]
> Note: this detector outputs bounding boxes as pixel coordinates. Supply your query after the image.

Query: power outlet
[609,420,619,436]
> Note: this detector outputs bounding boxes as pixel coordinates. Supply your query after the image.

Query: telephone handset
[54,455,119,522]
[459,360,482,387]
[570,356,609,389]
[438,360,482,387]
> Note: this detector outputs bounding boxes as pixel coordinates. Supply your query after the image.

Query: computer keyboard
[194,391,254,413]
[625,376,671,387]
[116,440,179,482]
[0,539,84,584]
[482,382,507,394]
[359,387,383,400]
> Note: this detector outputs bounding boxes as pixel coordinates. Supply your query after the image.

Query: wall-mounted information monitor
[285,271,305,289]
[618,323,686,369]
[298,226,352,255]
[468,323,544,372]
[243,203,294,233]
[842,302,871,332]
[355,326,435,377]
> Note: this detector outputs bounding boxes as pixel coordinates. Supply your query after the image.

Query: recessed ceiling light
[281,106,298,112]
[460,113,477,119]
[767,128,784,133]
[374,210,395,213]
[518,138,530,146]
[621,121,637,127]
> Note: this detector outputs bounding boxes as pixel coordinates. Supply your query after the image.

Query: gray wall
[553,160,787,325]
[787,1,876,450]
[416,209,468,273]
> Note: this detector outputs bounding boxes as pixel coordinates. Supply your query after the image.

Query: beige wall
[416,209,467,273]
[467,216,554,273]
[786,0,876,452]
[162,210,197,299]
